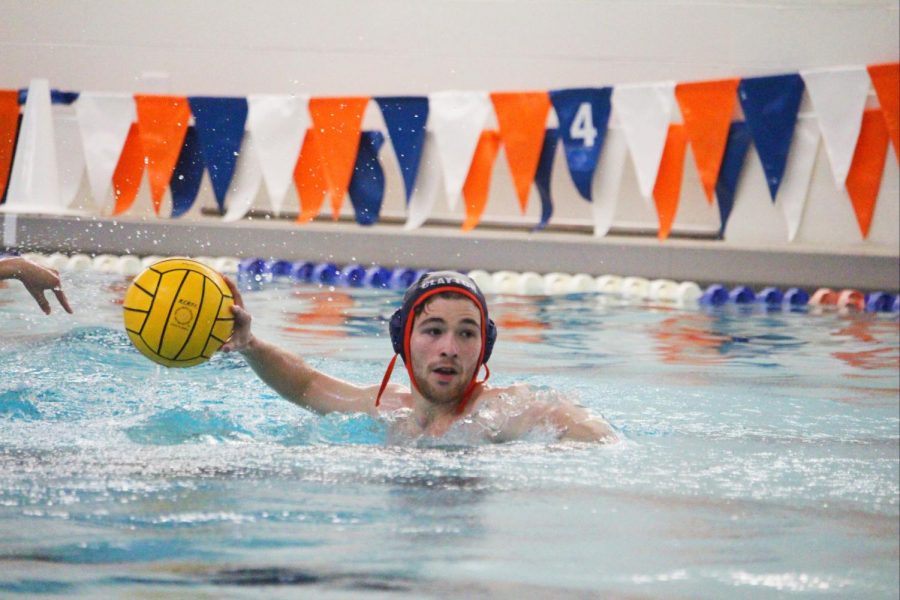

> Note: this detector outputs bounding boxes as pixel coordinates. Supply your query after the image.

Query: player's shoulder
[479,382,537,401]
[370,383,412,413]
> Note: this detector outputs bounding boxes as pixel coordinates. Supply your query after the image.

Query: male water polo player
[221,271,617,443]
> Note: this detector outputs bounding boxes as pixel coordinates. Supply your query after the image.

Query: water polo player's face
[409,296,482,405]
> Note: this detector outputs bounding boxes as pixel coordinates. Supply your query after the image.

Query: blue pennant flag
[737,74,804,201]
[187,96,248,211]
[549,87,612,201]
[533,128,559,231]
[374,96,428,204]
[348,131,386,226]
[715,122,752,239]
[170,126,205,218]
[17,89,79,105]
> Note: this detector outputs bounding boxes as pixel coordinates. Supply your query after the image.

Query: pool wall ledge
[2,213,897,292]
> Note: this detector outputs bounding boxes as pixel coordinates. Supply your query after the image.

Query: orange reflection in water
[831,316,900,371]
[653,313,732,365]
[492,303,549,344]
[281,290,354,339]
[833,347,900,371]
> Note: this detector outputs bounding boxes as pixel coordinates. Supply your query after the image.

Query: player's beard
[412,359,474,407]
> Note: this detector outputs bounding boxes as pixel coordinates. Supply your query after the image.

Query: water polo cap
[375,271,497,413]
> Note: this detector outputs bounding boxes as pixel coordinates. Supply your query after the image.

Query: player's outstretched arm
[220,277,377,416]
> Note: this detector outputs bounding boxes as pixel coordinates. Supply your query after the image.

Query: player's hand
[8,257,73,315]
[220,276,253,352]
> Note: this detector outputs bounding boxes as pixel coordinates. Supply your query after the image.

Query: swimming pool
[1,269,897,598]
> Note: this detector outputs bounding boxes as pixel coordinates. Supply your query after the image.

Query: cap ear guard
[389,308,404,357]
[483,318,497,363]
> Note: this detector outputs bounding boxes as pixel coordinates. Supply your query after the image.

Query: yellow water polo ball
[122,258,234,367]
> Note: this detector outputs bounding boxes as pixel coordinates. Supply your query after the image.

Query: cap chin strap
[374,354,399,407]
[374,356,491,414]
[455,363,491,415]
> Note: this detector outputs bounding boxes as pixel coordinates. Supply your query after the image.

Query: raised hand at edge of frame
[0,256,73,315]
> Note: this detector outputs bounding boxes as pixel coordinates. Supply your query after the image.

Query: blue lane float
[758,287,784,305]
[270,260,294,278]
[238,258,273,283]
[365,266,393,289]
[729,286,756,304]
[312,263,340,285]
[865,291,896,313]
[698,283,820,309]
[700,284,730,306]
[390,268,426,290]
[783,288,810,306]
[289,261,315,281]
[340,264,368,287]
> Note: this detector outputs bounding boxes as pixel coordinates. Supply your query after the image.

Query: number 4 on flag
[570,102,598,147]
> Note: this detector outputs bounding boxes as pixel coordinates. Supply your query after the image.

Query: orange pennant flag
[308,97,369,220]
[0,91,19,200]
[653,124,688,241]
[867,62,899,162]
[112,123,145,216]
[675,78,739,204]
[490,91,551,213]
[846,109,889,239]
[293,128,329,224]
[134,95,190,214]
[462,130,501,231]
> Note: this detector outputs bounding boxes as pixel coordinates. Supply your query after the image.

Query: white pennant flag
[776,116,820,242]
[590,127,628,237]
[611,82,676,202]
[53,112,85,209]
[75,92,136,210]
[223,133,263,223]
[247,94,309,215]
[800,66,870,188]
[2,79,63,214]
[404,131,443,230]
[428,91,491,210]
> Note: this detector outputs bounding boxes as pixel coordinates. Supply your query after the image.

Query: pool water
[0,271,897,598]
